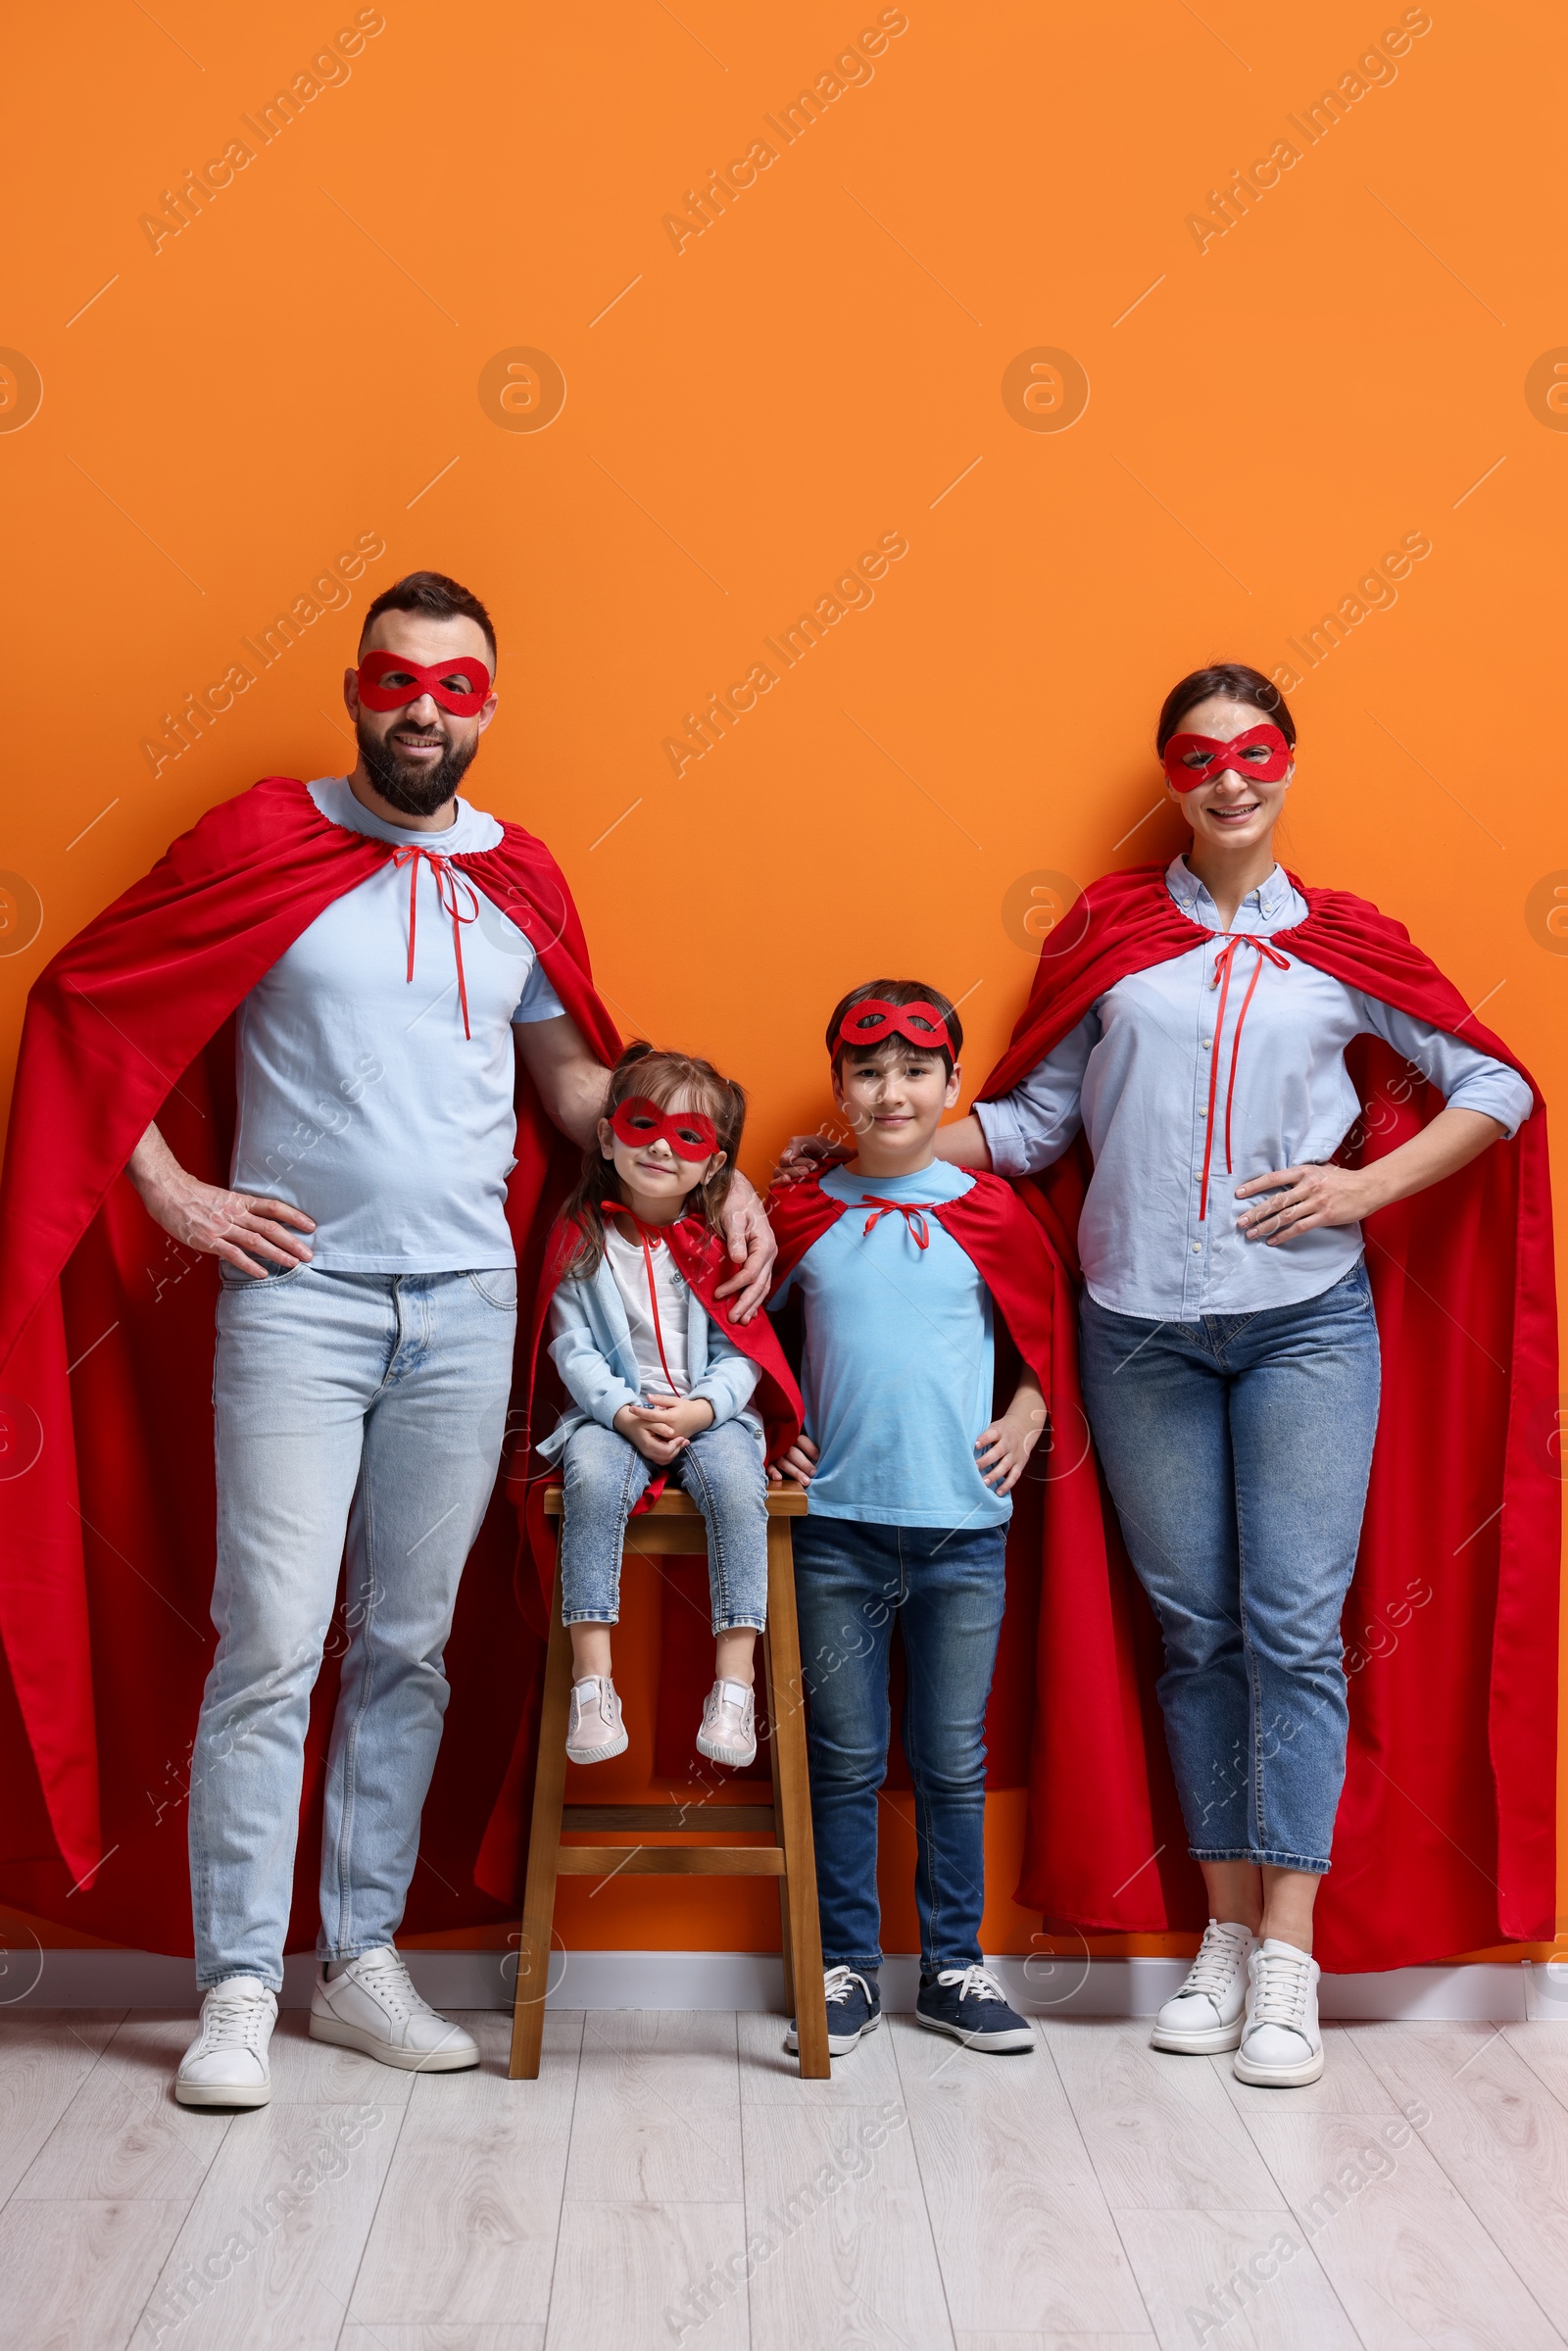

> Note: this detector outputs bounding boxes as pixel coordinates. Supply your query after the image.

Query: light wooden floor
[4,2004,1568,2350]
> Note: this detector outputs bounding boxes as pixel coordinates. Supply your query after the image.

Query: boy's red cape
[973,861,1557,1969]
[0,775,620,1951]
[469,1207,806,1900]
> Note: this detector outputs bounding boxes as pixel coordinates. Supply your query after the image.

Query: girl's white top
[605,1226,692,1397]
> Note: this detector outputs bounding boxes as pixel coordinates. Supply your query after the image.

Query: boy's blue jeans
[1078,1258,1382,1873]
[792,1516,1007,1975]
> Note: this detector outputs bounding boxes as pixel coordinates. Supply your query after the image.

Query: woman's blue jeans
[1078,1259,1381,1873]
[793,1517,1007,1974]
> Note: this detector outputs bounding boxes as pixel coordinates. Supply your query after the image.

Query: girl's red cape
[966,862,1557,1967]
[0,776,619,1948]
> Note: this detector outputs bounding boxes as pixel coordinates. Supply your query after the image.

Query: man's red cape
[469,1207,806,1901]
[976,861,1558,1968]
[0,775,619,1951]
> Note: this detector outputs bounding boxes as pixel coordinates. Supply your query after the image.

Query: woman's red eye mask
[611,1097,718,1160]
[356,649,492,716]
[1162,721,1292,792]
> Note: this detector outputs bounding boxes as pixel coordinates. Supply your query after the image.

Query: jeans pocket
[466,1267,519,1310]
[218,1258,310,1291]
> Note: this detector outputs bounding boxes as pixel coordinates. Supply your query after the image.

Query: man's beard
[356,716,479,817]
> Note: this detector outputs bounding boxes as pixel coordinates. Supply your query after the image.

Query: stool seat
[508,1483,830,2079]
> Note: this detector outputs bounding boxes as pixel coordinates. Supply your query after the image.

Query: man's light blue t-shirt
[227,777,564,1271]
[770,1161,1010,1531]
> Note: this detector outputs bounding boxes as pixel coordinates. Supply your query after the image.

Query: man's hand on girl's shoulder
[713,1169,777,1322]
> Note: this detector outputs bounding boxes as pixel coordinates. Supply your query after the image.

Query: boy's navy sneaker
[915,1963,1034,2052]
[786,1965,881,2057]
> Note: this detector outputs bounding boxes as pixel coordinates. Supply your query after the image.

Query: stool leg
[509,1553,573,2080]
[762,1626,796,2018]
[766,1517,829,2078]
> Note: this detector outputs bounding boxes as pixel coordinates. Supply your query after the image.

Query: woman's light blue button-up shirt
[973,857,1532,1321]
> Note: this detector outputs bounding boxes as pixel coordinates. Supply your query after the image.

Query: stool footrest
[561,1804,775,1833]
[557,1846,787,1877]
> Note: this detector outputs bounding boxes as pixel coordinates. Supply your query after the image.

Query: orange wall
[2,0,1564,1963]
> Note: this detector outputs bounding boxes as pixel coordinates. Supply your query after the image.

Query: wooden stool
[508,1484,830,2079]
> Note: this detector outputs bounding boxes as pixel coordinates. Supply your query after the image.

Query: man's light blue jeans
[1078,1258,1382,1874]
[190,1262,517,1989]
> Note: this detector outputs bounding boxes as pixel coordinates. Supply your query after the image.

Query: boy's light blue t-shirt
[769,1161,1010,1530]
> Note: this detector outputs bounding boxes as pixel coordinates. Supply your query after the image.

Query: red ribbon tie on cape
[1199,933,1292,1221]
[603,1200,689,1514]
[390,846,480,1040]
[856,1195,935,1249]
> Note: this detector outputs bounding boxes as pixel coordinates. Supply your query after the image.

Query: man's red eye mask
[611,1097,718,1161]
[1162,722,1292,792]
[356,649,492,716]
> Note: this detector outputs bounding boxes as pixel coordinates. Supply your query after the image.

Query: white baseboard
[3,1945,1562,2021]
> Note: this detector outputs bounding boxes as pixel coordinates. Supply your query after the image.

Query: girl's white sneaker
[565,1675,629,1763]
[696,1678,757,1768]
[1151,1918,1256,2053]
[1234,1937,1324,2085]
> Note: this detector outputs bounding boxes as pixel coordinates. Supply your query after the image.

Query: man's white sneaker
[1151,1919,1256,2053]
[310,1946,479,2073]
[696,1678,757,1768]
[1234,1937,1324,2085]
[175,1976,277,2108]
[565,1675,629,1764]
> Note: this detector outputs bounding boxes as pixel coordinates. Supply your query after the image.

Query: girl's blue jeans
[559,1416,769,1633]
[1078,1258,1382,1874]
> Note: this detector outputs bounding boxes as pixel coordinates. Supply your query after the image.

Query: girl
[536,1044,799,1772]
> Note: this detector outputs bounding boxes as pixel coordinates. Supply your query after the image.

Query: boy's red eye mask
[832,999,953,1055]
[611,1097,718,1160]
[1162,722,1292,792]
[356,650,492,716]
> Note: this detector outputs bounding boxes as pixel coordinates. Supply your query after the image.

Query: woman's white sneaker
[565,1675,629,1764]
[175,1976,277,2108]
[1151,1919,1255,2053]
[1234,1937,1324,2085]
[310,1946,479,2072]
[696,1678,757,1768]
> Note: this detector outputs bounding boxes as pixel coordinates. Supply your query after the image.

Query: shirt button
[1192,1242,1201,1252]
[1201,1038,1212,1050]
[1198,1106,1207,1118]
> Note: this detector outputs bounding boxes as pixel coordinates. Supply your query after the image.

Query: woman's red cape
[977,862,1557,1968]
[0,775,620,1951]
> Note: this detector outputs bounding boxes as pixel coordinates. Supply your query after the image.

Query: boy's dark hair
[559,1042,746,1280]
[826,978,963,1081]
[359,570,498,665]
[1155,661,1295,754]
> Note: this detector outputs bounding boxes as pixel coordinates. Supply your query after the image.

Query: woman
[924,663,1538,2085]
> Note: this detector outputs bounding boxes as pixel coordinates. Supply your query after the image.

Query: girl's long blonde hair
[559,1042,747,1280]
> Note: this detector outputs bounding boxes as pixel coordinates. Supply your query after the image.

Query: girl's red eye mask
[611,1097,718,1160]
[356,650,492,716]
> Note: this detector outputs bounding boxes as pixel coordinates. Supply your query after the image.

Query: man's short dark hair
[826,978,963,1080]
[359,570,497,664]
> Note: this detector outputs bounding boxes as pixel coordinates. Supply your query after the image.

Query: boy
[766,980,1055,2055]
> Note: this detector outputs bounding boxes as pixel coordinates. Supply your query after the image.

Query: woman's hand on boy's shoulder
[767,1434,818,1489]
[712,1170,777,1323]
[772,1133,854,1188]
